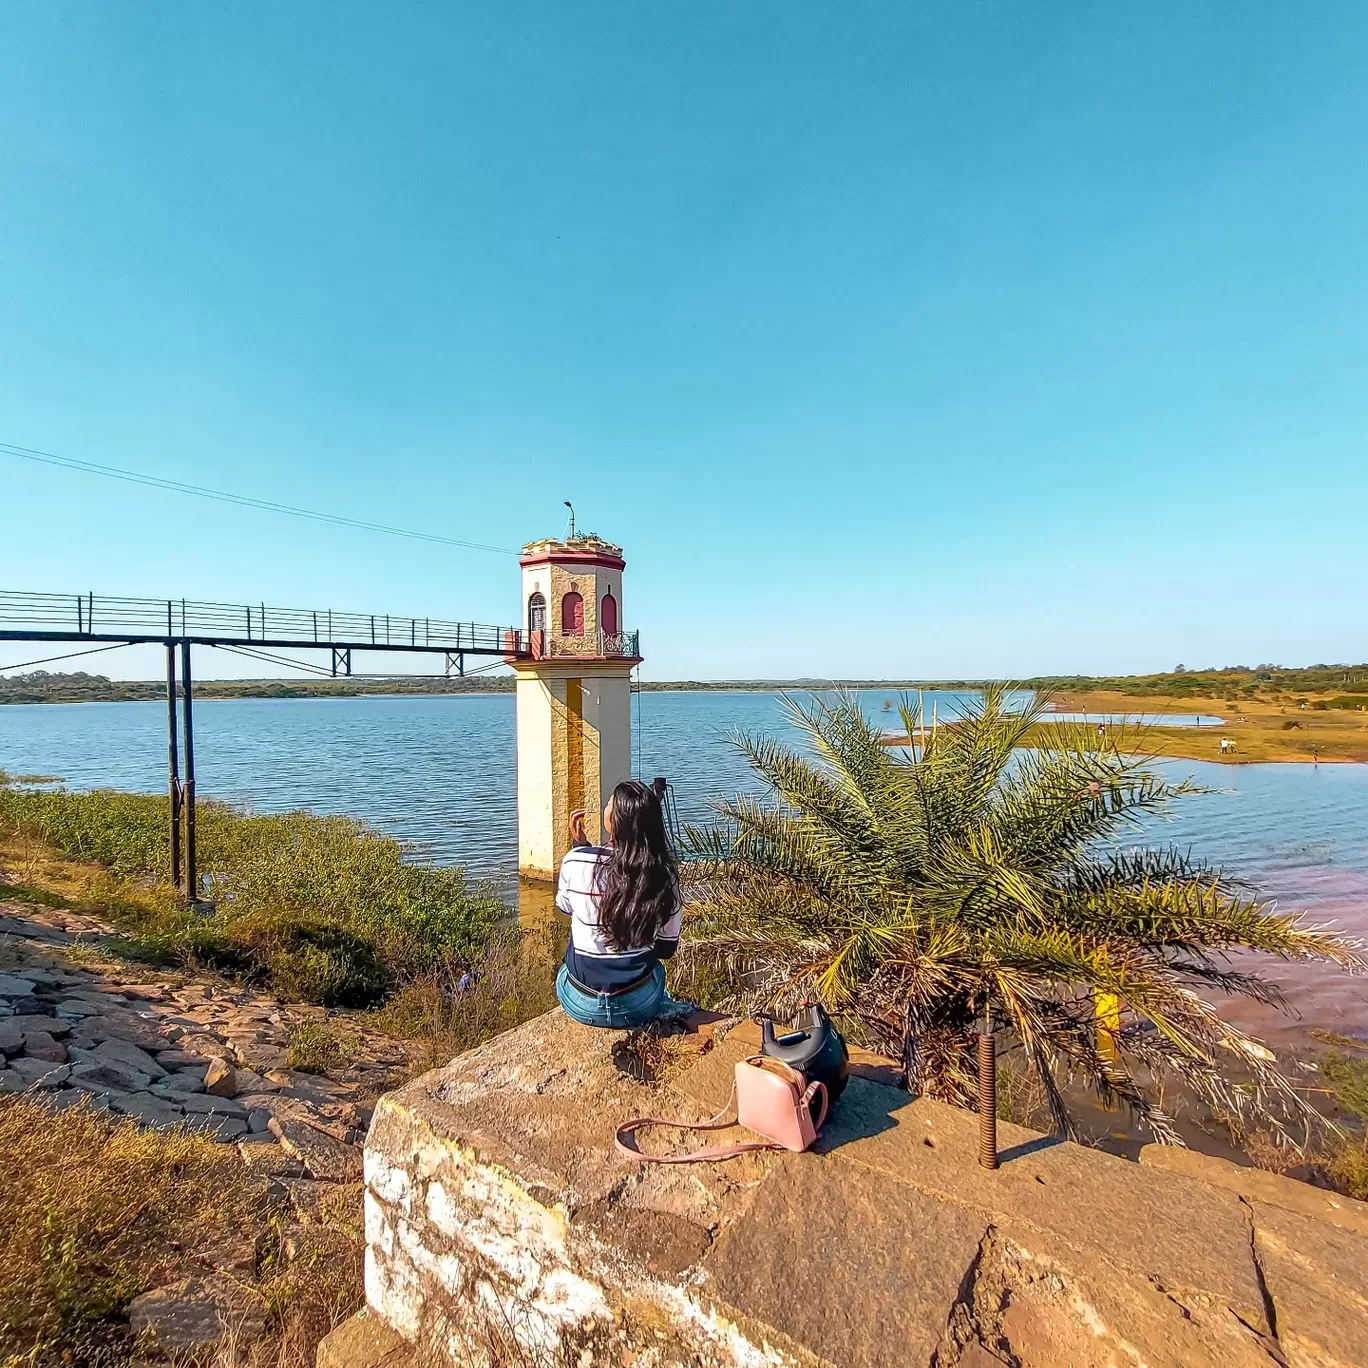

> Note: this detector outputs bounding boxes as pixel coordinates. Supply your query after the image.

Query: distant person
[554,779,691,1029]
[1219,738,1230,754]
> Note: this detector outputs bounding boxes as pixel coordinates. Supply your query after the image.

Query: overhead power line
[0,441,518,556]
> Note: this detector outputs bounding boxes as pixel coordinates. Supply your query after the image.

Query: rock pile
[0,898,406,1184]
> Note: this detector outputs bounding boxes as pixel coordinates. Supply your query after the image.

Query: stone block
[83,1009,166,1049]
[204,1057,238,1096]
[0,1015,70,1052]
[182,1111,248,1141]
[352,1010,1368,1368]
[21,1029,67,1062]
[236,1139,305,1177]
[317,1308,413,1368]
[127,1274,267,1353]
[108,1092,185,1127]
[270,1116,362,1181]
[68,1055,153,1094]
[0,972,37,997]
[704,1151,989,1368]
[1250,1198,1368,1368]
[1140,1142,1368,1238]
[154,1069,206,1094]
[8,1057,70,1088]
[155,1048,210,1068]
[179,1091,248,1116]
[94,1036,167,1078]
[807,1085,1269,1329]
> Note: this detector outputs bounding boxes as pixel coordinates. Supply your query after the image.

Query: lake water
[2,688,1365,1041]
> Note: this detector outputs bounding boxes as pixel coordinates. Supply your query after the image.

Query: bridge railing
[0,589,520,654]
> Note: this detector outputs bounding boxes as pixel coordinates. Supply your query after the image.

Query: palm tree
[679,687,1362,1143]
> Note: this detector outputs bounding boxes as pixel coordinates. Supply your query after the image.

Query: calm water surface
[2,689,1365,1038]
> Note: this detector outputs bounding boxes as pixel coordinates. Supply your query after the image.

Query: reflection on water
[2,688,1365,1038]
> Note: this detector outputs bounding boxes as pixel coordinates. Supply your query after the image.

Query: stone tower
[510,534,640,880]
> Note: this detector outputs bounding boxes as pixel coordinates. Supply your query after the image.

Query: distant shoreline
[0,676,965,706]
[883,687,1368,765]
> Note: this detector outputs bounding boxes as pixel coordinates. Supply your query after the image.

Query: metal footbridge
[0,587,637,904]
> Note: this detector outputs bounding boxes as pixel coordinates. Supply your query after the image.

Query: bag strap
[804,1079,829,1134]
[615,1072,830,1165]
[615,1080,787,1163]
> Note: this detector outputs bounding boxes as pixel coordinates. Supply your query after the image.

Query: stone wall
[329,1012,1368,1368]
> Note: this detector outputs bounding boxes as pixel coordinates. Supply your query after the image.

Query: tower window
[528,592,546,633]
[600,591,618,636]
[561,590,584,636]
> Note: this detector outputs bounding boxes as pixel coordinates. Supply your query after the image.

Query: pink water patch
[1209,863,1368,1049]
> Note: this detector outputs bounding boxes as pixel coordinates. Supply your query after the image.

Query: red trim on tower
[519,550,626,571]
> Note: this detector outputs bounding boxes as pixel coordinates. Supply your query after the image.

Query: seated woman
[554,778,690,1029]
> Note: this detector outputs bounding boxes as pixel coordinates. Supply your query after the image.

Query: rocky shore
[0,895,417,1354]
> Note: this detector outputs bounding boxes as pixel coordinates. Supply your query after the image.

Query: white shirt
[556,843,682,990]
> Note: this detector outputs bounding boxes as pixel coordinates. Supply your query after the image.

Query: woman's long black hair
[597,779,679,950]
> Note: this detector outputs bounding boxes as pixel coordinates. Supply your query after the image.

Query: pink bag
[614,1055,828,1163]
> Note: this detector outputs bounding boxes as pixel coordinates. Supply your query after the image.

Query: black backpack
[760,1002,850,1103]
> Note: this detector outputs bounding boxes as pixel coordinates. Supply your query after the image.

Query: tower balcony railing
[504,628,641,661]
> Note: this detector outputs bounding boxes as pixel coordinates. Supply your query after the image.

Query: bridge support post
[180,640,197,902]
[166,641,181,890]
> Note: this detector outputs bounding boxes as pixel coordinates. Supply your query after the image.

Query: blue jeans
[555,962,690,1029]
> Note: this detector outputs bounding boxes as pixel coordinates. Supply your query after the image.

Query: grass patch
[0,785,505,1007]
[1322,1049,1368,1122]
[1326,1139,1368,1200]
[0,882,69,908]
[286,1020,345,1075]
[374,927,563,1073]
[0,1094,265,1367]
[0,1094,365,1368]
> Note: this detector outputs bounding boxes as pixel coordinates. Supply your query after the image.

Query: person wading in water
[554,779,691,1028]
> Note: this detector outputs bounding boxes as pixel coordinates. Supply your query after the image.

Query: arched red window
[600,591,618,637]
[560,590,584,636]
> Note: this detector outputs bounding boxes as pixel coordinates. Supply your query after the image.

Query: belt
[566,966,655,998]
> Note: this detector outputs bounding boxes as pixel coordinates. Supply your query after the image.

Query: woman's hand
[569,809,588,846]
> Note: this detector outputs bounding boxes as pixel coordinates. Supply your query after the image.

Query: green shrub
[0,787,503,1006]
[1281,719,1301,730]
[1327,1140,1368,1201]
[1323,1050,1368,1122]
[286,1019,345,1074]
[1330,696,1368,710]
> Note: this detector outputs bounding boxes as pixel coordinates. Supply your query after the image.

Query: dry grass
[1039,688,1368,763]
[994,1059,1054,1131]
[373,926,563,1074]
[0,1095,365,1368]
[285,1020,344,1075]
[0,1094,263,1366]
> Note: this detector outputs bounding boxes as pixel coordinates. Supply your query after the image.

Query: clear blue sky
[3,3,1366,682]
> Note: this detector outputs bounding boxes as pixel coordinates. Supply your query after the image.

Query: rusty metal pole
[166,642,181,890]
[180,639,197,903]
[977,1000,999,1170]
